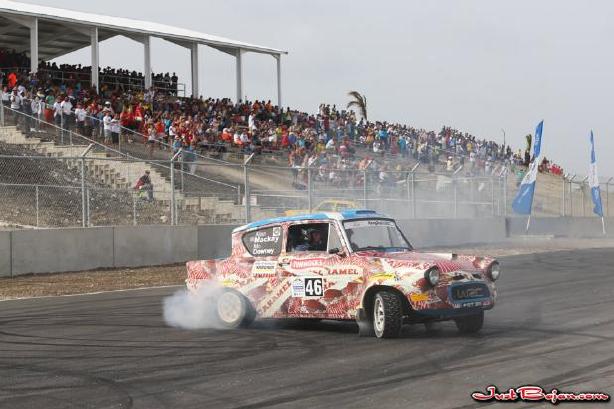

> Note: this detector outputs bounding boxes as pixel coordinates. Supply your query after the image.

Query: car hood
[352,250,494,274]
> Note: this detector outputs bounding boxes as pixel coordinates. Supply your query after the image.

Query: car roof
[233,210,388,233]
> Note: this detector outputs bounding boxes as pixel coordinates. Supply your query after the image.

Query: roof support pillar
[30,17,38,74]
[191,42,199,98]
[274,54,282,109]
[90,27,99,91]
[235,49,243,103]
[143,35,152,89]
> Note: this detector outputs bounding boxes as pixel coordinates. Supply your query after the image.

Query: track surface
[1,248,613,409]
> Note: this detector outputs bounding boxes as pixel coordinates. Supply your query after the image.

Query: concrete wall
[398,218,507,248]
[506,217,613,238]
[113,225,198,267]
[11,228,114,275]
[0,231,11,277]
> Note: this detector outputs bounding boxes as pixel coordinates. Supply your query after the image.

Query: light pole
[501,129,506,147]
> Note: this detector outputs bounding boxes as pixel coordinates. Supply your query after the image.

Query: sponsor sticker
[409,292,429,302]
[344,219,395,229]
[251,260,277,277]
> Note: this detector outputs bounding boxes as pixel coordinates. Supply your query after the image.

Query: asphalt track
[1,248,613,409]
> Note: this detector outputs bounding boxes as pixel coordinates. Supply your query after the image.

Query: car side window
[286,223,329,253]
[242,226,283,257]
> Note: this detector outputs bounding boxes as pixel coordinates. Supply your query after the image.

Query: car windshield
[343,219,412,252]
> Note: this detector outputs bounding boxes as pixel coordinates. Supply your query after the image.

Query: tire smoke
[162,283,224,329]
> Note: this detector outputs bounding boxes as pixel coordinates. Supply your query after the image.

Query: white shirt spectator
[53,101,62,118]
[111,118,120,134]
[61,99,73,116]
[75,107,87,122]
[9,92,21,110]
[103,114,112,131]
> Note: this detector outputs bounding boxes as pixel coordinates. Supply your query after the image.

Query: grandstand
[0,1,611,229]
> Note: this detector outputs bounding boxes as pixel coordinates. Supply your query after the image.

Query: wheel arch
[361,285,412,317]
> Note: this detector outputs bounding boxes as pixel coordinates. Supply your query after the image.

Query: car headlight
[424,267,440,287]
[488,262,501,281]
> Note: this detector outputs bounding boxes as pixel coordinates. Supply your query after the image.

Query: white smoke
[163,282,225,329]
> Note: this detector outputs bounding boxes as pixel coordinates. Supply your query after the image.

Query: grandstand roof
[0,0,287,60]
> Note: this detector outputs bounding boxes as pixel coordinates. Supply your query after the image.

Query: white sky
[17,0,614,177]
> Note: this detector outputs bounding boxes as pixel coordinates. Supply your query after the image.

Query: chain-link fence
[1,101,612,228]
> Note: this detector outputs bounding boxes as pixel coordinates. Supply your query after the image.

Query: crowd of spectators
[1,49,565,190]
[1,49,180,96]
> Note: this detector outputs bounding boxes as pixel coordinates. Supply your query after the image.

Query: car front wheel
[454,311,484,334]
[372,291,403,338]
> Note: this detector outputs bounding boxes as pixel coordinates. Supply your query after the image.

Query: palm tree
[346,91,367,121]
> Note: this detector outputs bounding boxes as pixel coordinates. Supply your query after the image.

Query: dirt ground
[0,264,185,300]
[2,237,613,301]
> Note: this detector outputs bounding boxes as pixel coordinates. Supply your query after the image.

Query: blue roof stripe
[237,213,330,231]
[234,210,386,233]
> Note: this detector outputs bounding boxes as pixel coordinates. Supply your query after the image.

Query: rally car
[185,210,500,338]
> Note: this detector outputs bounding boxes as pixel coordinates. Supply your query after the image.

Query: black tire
[373,291,403,338]
[215,289,254,329]
[455,311,484,334]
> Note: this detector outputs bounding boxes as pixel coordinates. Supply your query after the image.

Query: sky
[16,0,614,177]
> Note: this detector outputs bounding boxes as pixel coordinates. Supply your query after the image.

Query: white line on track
[0,285,183,303]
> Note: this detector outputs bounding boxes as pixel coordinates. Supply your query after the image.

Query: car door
[278,221,352,319]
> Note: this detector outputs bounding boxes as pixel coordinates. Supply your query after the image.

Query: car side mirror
[328,248,344,256]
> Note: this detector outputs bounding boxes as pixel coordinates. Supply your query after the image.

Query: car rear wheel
[216,289,255,329]
[372,291,403,338]
[454,311,484,334]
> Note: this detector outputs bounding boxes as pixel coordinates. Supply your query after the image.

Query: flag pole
[526,215,532,234]
[602,217,606,236]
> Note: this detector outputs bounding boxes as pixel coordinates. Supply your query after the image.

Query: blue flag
[512,121,544,215]
[589,131,603,217]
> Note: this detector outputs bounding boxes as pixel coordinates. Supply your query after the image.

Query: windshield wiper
[356,246,412,252]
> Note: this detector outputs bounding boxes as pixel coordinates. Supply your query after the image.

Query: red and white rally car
[186,210,500,338]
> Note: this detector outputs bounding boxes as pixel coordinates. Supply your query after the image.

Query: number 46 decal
[304,277,323,297]
[292,277,324,297]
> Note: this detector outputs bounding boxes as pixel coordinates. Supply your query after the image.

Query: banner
[512,121,543,215]
[589,131,603,217]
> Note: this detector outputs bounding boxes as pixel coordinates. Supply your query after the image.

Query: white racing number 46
[304,277,323,297]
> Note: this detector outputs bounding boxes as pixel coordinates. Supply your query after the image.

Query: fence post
[307,167,313,213]
[133,192,137,226]
[180,163,184,194]
[569,178,573,217]
[80,145,94,228]
[237,184,241,206]
[170,160,175,225]
[503,173,508,217]
[453,177,458,219]
[411,171,416,218]
[490,175,496,217]
[81,158,86,227]
[363,170,368,208]
[580,176,588,217]
[0,89,4,126]
[86,188,91,227]
[606,178,612,217]
[35,185,39,227]
[244,153,255,223]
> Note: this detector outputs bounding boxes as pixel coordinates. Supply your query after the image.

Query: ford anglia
[185,210,500,338]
